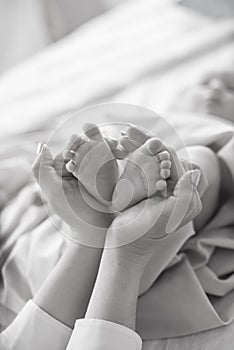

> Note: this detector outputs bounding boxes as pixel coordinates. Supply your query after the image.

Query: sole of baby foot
[122,125,195,192]
[66,123,119,205]
[112,137,171,211]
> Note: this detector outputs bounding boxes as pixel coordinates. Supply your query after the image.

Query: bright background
[0,0,234,74]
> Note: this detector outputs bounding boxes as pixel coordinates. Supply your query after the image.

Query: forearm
[85,248,144,330]
[33,240,103,328]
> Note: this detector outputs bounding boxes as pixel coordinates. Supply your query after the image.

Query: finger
[166,170,201,234]
[37,142,45,155]
[187,162,208,198]
[111,145,129,159]
[177,159,207,198]
[105,137,118,153]
[63,134,86,160]
[63,149,76,160]
[32,145,58,194]
[119,136,138,153]
[83,123,103,141]
[66,159,77,173]
[127,125,152,148]
[167,146,185,184]
[32,144,47,181]
[180,188,202,227]
[54,152,74,178]
[179,158,191,172]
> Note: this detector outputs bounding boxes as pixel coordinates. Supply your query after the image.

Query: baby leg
[177,145,221,231]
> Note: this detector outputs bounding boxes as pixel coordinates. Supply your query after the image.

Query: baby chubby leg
[177,145,221,231]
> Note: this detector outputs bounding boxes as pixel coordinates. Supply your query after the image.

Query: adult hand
[106,149,202,267]
[32,139,115,247]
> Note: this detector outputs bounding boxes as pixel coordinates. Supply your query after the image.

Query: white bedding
[0,0,234,349]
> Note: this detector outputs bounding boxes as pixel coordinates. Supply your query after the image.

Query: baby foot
[112,136,171,211]
[64,123,119,205]
[119,124,208,202]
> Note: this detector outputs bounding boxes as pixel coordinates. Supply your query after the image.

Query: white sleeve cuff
[66,318,142,350]
[1,300,72,350]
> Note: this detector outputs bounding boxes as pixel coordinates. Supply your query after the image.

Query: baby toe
[156,179,167,191]
[160,168,171,179]
[83,123,103,141]
[143,138,164,155]
[158,151,170,161]
[160,160,171,169]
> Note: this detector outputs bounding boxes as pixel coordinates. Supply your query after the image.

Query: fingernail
[107,136,117,143]
[191,170,201,187]
[63,150,69,159]
[66,159,76,172]
[37,143,46,155]
[63,149,76,159]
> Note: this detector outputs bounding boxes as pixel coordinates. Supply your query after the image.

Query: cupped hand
[32,141,115,247]
[106,150,203,267]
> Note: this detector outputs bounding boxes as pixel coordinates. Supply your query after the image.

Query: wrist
[66,225,107,249]
[86,247,143,329]
[65,240,103,260]
[106,218,167,270]
[101,247,146,278]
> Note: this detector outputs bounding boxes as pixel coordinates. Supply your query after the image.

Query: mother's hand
[32,140,114,246]
[106,150,203,267]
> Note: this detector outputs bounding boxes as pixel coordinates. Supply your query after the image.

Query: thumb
[166,170,202,234]
[32,144,57,194]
